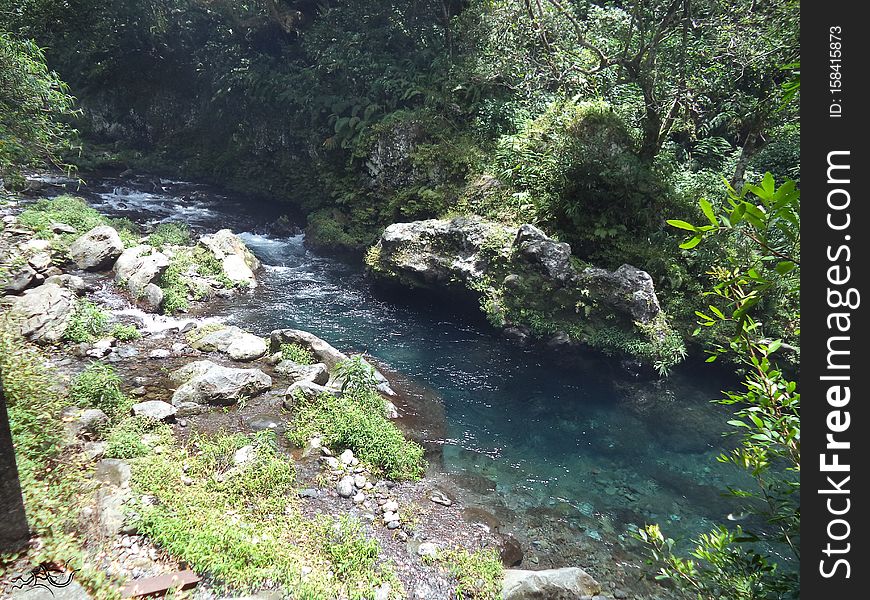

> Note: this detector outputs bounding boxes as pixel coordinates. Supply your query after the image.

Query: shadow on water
[46,174,759,577]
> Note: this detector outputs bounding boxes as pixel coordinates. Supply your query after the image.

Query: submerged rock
[170,360,272,406]
[9,283,75,343]
[367,217,681,368]
[69,225,123,270]
[502,567,601,600]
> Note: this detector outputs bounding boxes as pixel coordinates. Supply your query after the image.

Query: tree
[0,32,79,187]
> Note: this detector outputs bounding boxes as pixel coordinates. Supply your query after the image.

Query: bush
[289,357,425,480]
[148,222,192,249]
[111,323,141,341]
[424,547,504,600]
[280,342,316,365]
[69,362,131,422]
[158,247,234,314]
[105,415,171,459]
[64,299,110,343]
[17,195,140,248]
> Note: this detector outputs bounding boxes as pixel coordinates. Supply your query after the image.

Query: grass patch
[424,547,503,600]
[64,299,110,343]
[148,222,192,249]
[288,358,425,481]
[68,362,132,422]
[17,195,140,248]
[0,318,121,599]
[129,430,399,597]
[110,323,141,341]
[105,416,172,459]
[280,342,316,365]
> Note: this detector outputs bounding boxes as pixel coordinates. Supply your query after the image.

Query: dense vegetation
[1,1,799,598]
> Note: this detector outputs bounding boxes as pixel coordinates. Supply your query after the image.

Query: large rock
[189,325,268,361]
[275,360,329,385]
[114,244,170,296]
[368,217,678,367]
[69,226,123,270]
[3,265,40,294]
[270,328,395,396]
[199,229,260,288]
[502,567,601,600]
[170,360,272,406]
[8,283,75,343]
[132,400,177,422]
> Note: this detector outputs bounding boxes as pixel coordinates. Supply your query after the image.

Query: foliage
[130,429,398,596]
[280,342,316,365]
[424,547,503,600]
[289,357,425,480]
[147,222,192,249]
[0,32,79,187]
[17,195,140,249]
[110,323,141,341]
[641,173,800,596]
[157,246,233,313]
[64,299,110,343]
[105,415,172,459]
[68,361,132,422]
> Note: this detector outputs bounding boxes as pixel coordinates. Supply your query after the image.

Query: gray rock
[3,264,39,293]
[189,325,267,361]
[149,349,171,359]
[275,360,329,385]
[580,264,661,324]
[51,222,77,234]
[339,449,355,466]
[44,273,87,294]
[515,224,575,284]
[416,542,439,558]
[27,252,53,273]
[502,567,601,600]
[170,360,272,406]
[114,244,169,296]
[132,400,177,421]
[246,414,283,433]
[283,380,331,408]
[69,225,123,271]
[199,229,260,288]
[9,283,74,343]
[336,476,355,498]
[97,487,127,537]
[94,459,132,488]
[65,408,109,440]
[140,283,164,312]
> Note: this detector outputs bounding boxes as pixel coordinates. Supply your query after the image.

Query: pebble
[430,491,452,506]
[149,349,171,359]
[131,386,147,397]
[386,520,400,530]
[323,456,340,469]
[353,492,366,503]
[339,449,354,465]
[336,476,355,498]
[353,474,367,488]
[177,418,188,427]
[416,542,439,558]
[382,500,399,514]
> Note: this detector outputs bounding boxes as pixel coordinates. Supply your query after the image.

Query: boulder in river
[199,229,260,288]
[114,244,170,297]
[275,360,329,385]
[189,325,268,361]
[170,360,272,406]
[69,225,124,271]
[8,283,75,343]
[367,217,683,369]
[502,567,601,600]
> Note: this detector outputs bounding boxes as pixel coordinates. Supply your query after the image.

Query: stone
[87,338,114,358]
[283,380,331,408]
[580,264,661,323]
[298,488,319,499]
[95,459,132,488]
[246,414,283,433]
[3,265,39,294]
[384,400,399,419]
[383,500,399,514]
[188,325,267,361]
[66,408,109,440]
[502,567,601,600]
[132,400,177,422]
[114,245,170,296]
[233,445,256,465]
[9,283,74,343]
[322,456,340,469]
[27,252,52,272]
[353,474,367,488]
[386,520,400,530]
[51,222,77,234]
[69,226,123,270]
[199,229,260,288]
[149,349,171,359]
[140,283,164,312]
[336,476,355,498]
[498,533,524,567]
[275,360,329,385]
[170,360,272,406]
[353,492,366,503]
[339,449,355,465]
[44,273,87,294]
[374,583,391,600]
[416,542,439,558]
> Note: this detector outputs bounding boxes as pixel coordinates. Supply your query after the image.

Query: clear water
[63,176,761,576]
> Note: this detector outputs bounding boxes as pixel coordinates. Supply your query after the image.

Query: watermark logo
[7,560,78,596]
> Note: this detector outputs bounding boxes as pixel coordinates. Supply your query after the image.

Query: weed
[68,362,132,422]
[148,222,192,249]
[424,547,503,600]
[280,342,316,365]
[64,299,110,343]
[110,323,141,341]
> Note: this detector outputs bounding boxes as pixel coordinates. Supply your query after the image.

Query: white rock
[339,449,354,466]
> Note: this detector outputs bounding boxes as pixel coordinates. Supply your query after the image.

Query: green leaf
[699,198,717,226]
[679,236,702,249]
[775,261,796,275]
[666,219,697,231]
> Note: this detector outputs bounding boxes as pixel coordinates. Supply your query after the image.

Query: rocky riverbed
[1,180,623,600]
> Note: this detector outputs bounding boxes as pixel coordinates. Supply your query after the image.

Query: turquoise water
[73,177,763,578]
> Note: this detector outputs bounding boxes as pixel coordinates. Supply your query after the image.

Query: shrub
[148,222,192,249]
[111,323,141,341]
[69,362,131,422]
[424,547,504,600]
[64,299,110,343]
[105,415,171,459]
[18,196,105,239]
[158,247,234,314]
[280,342,316,365]
[289,357,425,480]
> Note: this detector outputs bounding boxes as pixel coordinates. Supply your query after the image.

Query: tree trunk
[0,378,30,552]
[731,117,763,191]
